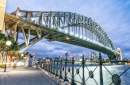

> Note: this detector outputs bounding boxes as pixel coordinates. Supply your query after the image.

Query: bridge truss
[4,8,119,59]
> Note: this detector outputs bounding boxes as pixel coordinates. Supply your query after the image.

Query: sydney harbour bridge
[2,7,121,60]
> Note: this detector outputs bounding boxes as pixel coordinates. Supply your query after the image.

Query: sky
[5,0,130,58]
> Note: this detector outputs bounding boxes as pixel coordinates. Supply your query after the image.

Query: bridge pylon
[0,0,6,33]
[116,47,122,60]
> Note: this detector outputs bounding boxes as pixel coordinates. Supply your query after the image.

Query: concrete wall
[0,0,6,33]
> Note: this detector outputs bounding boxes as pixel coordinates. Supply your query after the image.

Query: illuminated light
[75,34,78,37]
[59,28,61,31]
[18,13,21,16]
[90,40,92,42]
[70,32,74,35]
[65,30,68,33]
[31,18,34,21]
[87,38,90,41]
[21,54,24,56]
[83,37,86,40]
[80,36,82,38]
[99,43,103,47]
[66,36,70,40]
[6,41,11,46]
[51,25,53,28]
[42,22,45,25]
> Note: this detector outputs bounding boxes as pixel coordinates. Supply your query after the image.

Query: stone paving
[0,67,58,85]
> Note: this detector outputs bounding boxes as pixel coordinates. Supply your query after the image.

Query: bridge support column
[13,23,18,39]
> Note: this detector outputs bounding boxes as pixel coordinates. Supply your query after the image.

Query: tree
[8,51,16,58]
[15,52,21,59]
[8,51,16,66]
[0,31,19,51]
[0,30,19,64]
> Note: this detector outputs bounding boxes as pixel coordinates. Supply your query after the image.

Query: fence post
[45,61,46,70]
[46,61,47,70]
[48,61,49,72]
[48,61,50,72]
[53,59,55,75]
[51,60,53,74]
[99,52,103,85]
[82,55,85,85]
[59,57,63,79]
[71,57,76,85]
[56,59,58,76]
[43,61,44,69]
[43,61,45,70]
[64,52,68,81]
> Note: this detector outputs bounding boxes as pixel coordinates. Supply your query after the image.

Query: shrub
[0,64,5,68]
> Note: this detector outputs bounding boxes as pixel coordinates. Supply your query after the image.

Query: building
[117,47,122,60]
[88,51,99,60]
[0,0,6,33]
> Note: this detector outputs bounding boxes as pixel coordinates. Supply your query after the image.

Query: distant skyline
[5,0,130,58]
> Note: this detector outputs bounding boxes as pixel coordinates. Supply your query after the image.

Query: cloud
[5,0,130,58]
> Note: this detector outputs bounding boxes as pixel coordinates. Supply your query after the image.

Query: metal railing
[40,52,130,85]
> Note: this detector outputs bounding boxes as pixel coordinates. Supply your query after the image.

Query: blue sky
[5,0,130,58]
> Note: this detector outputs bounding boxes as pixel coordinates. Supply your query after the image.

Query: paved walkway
[0,67,58,85]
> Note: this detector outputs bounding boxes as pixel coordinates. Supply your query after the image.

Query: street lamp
[6,41,11,46]
[4,41,11,72]
[21,53,24,57]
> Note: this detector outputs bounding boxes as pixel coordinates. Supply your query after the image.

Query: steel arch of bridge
[5,8,119,59]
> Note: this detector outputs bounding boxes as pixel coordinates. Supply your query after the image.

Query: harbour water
[60,65,130,85]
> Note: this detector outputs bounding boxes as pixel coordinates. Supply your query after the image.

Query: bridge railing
[40,53,130,85]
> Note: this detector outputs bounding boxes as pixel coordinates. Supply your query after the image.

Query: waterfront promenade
[0,67,58,85]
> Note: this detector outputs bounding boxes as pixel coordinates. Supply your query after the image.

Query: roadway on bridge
[0,67,57,85]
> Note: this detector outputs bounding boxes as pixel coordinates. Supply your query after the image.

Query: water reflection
[60,65,130,85]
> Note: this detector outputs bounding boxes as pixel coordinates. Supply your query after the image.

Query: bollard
[59,58,63,79]
[82,55,85,85]
[64,52,68,81]
[99,52,103,85]
[71,57,76,85]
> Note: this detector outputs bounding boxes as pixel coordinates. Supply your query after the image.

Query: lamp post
[4,41,11,72]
